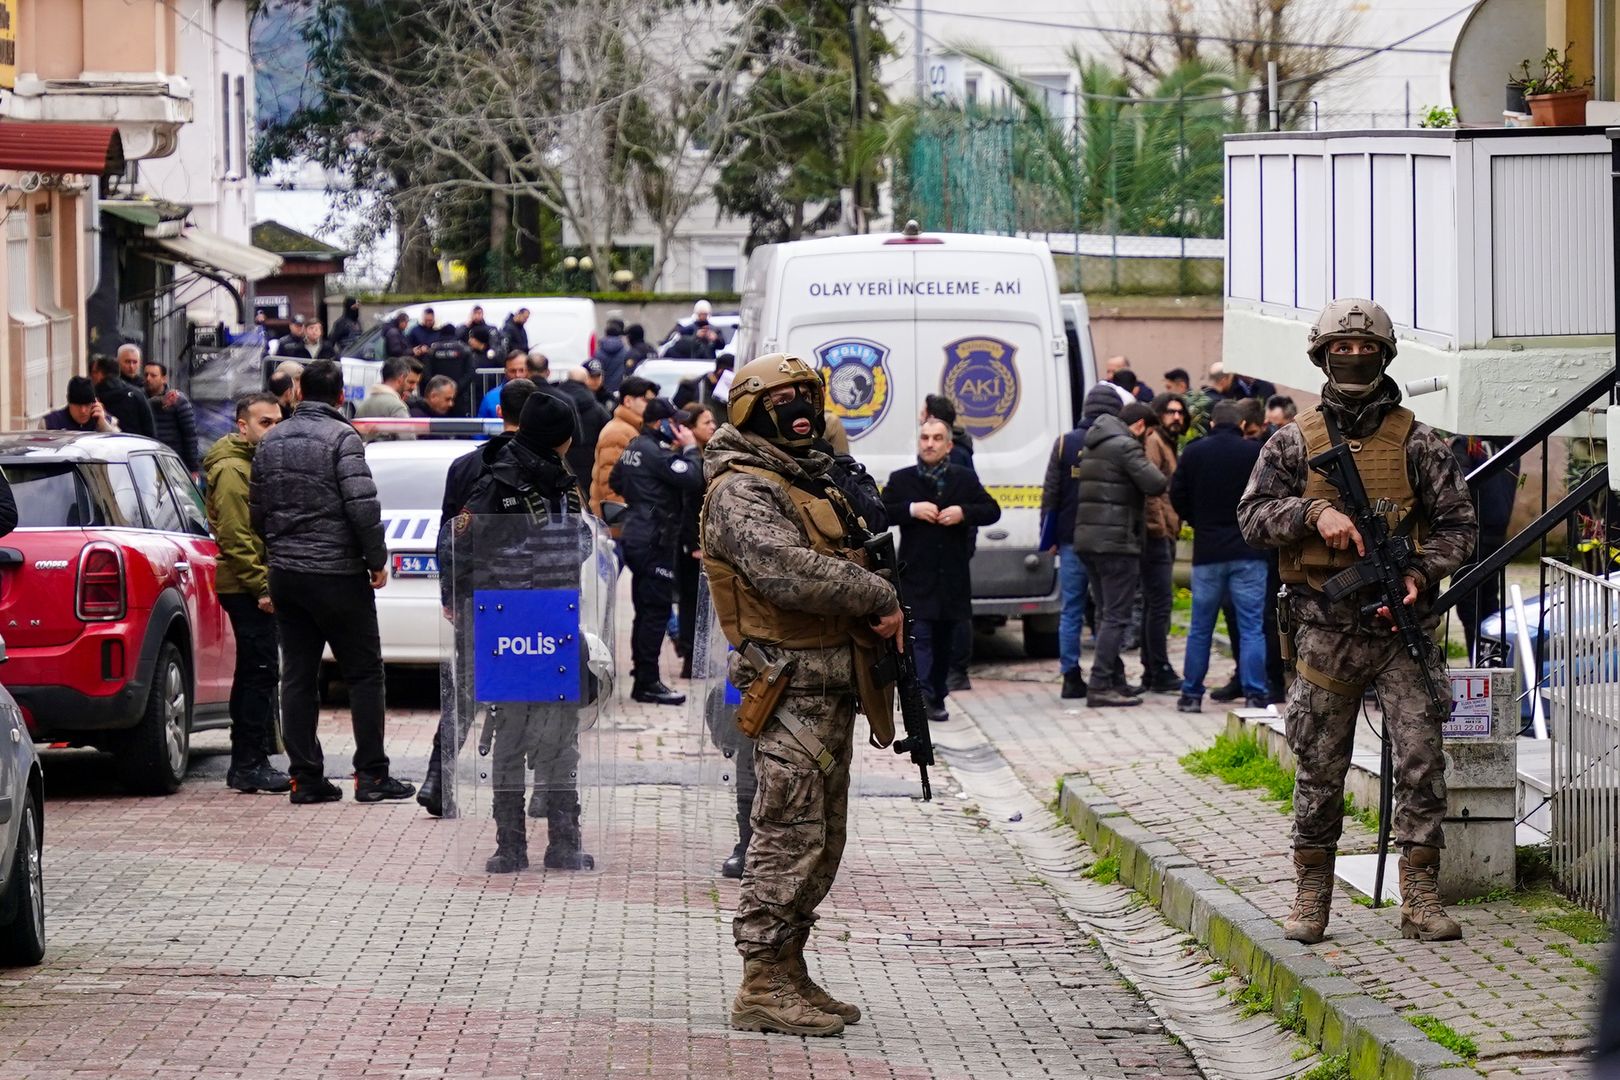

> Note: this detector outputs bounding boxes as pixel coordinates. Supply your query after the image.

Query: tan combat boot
[784,932,861,1024]
[1283,848,1335,944]
[1398,845,1463,941]
[730,954,845,1036]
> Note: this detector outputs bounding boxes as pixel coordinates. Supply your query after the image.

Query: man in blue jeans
[1170,400,1271,712]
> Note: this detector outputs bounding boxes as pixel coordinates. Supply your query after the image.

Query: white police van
[734,226,1092,657]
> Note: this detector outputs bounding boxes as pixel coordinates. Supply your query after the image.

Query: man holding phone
[610,397,702,705]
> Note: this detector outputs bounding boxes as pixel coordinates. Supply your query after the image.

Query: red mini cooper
[0,433,234,794]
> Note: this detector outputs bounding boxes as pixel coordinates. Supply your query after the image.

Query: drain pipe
[1509,583,1547,739]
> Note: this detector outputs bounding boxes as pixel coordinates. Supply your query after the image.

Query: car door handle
[174,561,191,575]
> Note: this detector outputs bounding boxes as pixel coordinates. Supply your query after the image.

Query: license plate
[392,553,439,578]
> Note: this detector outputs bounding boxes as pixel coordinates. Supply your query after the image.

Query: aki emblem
[942,335,1020,438]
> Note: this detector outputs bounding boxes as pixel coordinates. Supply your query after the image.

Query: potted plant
[1506,60,1532,115]
[1519,45,1593,126]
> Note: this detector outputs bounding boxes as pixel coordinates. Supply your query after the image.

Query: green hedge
[358,291,742,306]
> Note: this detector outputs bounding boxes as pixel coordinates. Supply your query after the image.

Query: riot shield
[688,576,750,879]
[688,572,866,884]
[443,510,615,875]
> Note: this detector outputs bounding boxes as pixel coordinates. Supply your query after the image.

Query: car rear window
[370,455,451,513]
[1,463,100,528]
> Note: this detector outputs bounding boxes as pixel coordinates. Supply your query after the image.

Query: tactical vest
[1279,405,1426,592]
[701,463,871,650]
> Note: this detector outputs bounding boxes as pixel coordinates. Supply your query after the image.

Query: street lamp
[578,256,594,273]
[562,256,578,271]
[612,269,633,289]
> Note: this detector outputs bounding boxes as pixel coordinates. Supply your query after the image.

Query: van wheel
[1022,619,1060,660]
[116,643,191,795]
[0,793,45,966]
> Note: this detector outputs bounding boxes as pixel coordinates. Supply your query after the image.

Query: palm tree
[893,50,1243,239]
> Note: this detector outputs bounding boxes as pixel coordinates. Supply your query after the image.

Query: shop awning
[0,122,123,175]
[150,227,283,282]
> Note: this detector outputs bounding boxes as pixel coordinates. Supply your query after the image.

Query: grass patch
[1350,893,1394,910]
[1234,980,1273,1018]
[1300,1054,1350,1080]
[1180,730,1295,812]
[1342,792,1379,833]
[1083,854,1121,886]
[1279,990,1306,1034]
[1549,941,1602,976]
[1540,908,1608,945]
[1407,1014,1478,1062]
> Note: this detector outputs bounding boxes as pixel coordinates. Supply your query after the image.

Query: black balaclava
[743,383,819,455]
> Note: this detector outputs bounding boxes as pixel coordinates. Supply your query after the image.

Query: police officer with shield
[702,353,904,1037]
[1238,298,1476,944]
[447,393,596,873]
[611,397,703,705]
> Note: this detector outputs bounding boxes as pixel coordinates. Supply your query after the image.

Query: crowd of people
[1039,356,1293,711]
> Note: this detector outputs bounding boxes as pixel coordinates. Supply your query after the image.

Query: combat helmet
[727,352,824,451]
[1306,298,1397,397]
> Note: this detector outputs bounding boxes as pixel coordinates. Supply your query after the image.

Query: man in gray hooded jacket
[1073,387,1167,706]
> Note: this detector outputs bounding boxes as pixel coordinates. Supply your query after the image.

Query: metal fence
[1543,560,1620,916]
[891,104,1238,294]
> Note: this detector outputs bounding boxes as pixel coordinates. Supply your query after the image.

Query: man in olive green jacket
[203,393,291,794]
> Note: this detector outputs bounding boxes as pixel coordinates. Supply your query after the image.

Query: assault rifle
[863,532,934,801]
[1308,416,1449,903]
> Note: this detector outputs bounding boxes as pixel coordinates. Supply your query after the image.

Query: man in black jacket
[90,354,155,437]
[1041,383,1132,697]
[1170,400,1271,713]
[555,361,611,484]
[500,307,530,356]
[250,360,414,806]
[142,360,200,473]
[443,393,597,873]
[611,397,703,705]
[1073,399,1167,707]
[1450,435,1518,659]
[883,417,1001,722]
[330,297,363,351]
[425,326,485,417]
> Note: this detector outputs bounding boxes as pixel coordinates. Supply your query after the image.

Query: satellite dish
[1450,0,1549,125]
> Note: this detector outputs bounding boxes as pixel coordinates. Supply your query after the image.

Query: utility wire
[912,7,1455,56]
[889,2,1476,105]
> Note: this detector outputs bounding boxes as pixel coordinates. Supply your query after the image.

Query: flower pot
[1527,88,1590,126]
[1506,83,1529,114]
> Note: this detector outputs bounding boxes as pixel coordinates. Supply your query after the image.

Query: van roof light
[903,219,920,237]
[884,219,943,245]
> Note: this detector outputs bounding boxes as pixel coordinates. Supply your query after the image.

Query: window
[0,464,94,528]
[129,455,184,533]
[235,76,248,177]
[1026,74,1074,126]
[33,202,71,410]
[9,209,47,419]
[84,463,142,528]
[157,454,211,536]
[964,76,979,108]
[706,267,736,294]
[221,73,231,176]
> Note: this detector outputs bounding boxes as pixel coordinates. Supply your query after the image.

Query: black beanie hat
[516,392,577,452]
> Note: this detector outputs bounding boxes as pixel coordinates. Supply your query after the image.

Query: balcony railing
[1224,127,1615,351]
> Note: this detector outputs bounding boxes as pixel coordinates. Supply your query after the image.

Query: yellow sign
[0,1,15,93]
[982,485,1043,510]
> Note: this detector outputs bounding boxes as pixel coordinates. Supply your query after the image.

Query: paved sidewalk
[2,678,1209,1079]
[953,660,1601,1078]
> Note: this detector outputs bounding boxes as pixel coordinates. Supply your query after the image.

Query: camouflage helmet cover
[726,352,823,429]
[1306,297,1398,366]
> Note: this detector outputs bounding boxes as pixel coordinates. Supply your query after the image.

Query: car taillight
[588,332,597,359]
[77,543,125,621]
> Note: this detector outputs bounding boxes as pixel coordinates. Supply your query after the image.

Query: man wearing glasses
[1138,394,1189,693]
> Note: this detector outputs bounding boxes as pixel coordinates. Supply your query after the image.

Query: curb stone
[1057,775,1467,1080]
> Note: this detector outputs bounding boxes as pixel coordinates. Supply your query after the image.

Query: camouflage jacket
[702,424,899,693]
[1237,398,1476,631]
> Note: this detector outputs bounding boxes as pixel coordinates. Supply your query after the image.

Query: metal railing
[1543,561,1620,916]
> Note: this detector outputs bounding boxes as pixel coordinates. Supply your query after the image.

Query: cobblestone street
[0,627,1257,1080]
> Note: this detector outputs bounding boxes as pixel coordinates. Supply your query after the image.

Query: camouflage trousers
[1286,623,1448,851]
[733,691,855,958]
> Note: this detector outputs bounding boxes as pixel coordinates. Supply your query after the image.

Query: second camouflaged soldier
[1237,298,1476,945]
[701,353,904,1037]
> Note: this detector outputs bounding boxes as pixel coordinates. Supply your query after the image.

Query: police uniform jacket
[609,431,703,555]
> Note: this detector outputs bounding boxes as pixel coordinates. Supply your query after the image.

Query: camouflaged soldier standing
[700,353,905,1037]
[1237,298,1476,946]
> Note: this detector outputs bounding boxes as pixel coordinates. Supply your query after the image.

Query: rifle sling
[776,703,836,775]
[1295,659,1365,699]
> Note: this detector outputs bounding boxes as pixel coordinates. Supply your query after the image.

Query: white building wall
[140,0,256,326]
